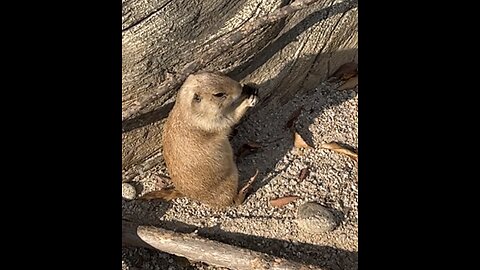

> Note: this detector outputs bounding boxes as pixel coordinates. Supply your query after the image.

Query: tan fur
[160,72,258,208]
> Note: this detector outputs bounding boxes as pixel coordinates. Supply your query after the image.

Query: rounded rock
[296,202,338,233]
[122,183,137,200]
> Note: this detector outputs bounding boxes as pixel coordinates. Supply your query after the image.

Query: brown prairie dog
[143,72,258,208]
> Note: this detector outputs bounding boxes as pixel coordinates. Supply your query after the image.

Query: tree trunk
[122,0,357,171]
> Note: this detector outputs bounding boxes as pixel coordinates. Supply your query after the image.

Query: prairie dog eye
[213,92,226,98]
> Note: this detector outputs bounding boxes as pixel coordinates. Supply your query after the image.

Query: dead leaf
[321,142,358,161]
[337,76,358,90]
[270,196,299,207]
[330,62,358,81]
[298,167,309,181]
[293,130,313,149]
[235,169,259,205]
[152,174,171,189]
[236,142,261,158]
[240,169,259,194]
[285,106,303,130]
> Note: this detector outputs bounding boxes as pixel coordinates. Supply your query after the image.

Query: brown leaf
[285,106,303,130]
[152,174,171,189]
[236,142,261,158]
[270,196,299,207]
[330,62,358,81]
[293,131,313,149]
[239,169,259,195]
[321,142,358,161]
[298,167,309,181]
[234,169,259,205]
[337,76,358,90]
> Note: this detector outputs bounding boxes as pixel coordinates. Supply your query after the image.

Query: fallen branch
[122,0,321,121]
[122,220,322,270]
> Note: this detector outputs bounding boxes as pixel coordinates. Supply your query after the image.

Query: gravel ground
[122,80,358,270]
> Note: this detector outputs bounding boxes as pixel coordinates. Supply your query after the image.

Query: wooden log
[122,220,322,270]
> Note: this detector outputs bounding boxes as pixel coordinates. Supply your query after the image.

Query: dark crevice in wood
[299,9,347,89]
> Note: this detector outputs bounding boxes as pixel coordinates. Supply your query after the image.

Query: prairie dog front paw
[241,84,259,107]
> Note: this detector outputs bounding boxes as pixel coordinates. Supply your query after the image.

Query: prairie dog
[143,72,258,208]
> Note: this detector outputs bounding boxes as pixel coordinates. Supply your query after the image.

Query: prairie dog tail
[139,187,184,201]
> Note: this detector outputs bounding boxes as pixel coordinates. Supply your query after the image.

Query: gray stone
[296,202,338,233]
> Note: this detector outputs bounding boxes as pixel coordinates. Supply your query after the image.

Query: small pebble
[122,183,137,200]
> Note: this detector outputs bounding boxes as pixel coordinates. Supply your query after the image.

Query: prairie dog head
[175,72,257,132]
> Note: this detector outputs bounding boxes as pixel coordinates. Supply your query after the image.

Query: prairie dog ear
[241,83,259,96]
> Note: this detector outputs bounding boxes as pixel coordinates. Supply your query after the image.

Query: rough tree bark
[122,0,357,173]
